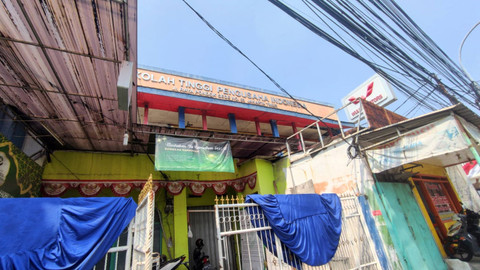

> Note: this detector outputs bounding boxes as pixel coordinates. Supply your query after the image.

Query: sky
[138,0,480,121]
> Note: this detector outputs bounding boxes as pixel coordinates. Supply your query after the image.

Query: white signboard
[341,74,397,121]
[366,115,470,173]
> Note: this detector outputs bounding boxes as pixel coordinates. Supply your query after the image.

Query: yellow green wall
[254,159,276,194]
[43,151,240,181]
[272,157,289,194]
[174,190,188,260]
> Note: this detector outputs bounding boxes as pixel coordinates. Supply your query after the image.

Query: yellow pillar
[255,159,276,194]
[173,188,189,266]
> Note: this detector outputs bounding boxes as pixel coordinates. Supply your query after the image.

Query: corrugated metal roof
[357,103,480,147]
[0,0,137,152]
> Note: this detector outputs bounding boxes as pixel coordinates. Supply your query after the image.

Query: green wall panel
[255,159,275,194]
[377,182,446,270]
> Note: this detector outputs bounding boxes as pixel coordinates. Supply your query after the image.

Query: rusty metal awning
[358,103,480,147]
[0,0,337,161]
[0,0,137,152]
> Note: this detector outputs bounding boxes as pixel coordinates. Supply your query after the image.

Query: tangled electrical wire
[268,0,480,115]
[180,0,479,159]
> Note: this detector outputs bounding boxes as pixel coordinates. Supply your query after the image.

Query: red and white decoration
[43,173,257,197]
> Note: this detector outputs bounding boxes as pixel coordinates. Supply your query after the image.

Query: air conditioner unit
[117,61,134,111]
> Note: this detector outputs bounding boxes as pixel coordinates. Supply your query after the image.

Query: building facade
[42,67,349,268]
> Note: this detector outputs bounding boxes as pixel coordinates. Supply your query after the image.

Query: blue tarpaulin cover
[246,194,342,267]
[0,197,137,270]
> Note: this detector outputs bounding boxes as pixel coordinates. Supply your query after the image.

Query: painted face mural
[0,141,39,197]
[0,151,11,187]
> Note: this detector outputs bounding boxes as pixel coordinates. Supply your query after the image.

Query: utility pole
[459,20,480,108]
[431,74,460,106]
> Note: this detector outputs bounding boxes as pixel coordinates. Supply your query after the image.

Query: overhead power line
[268,0,479,114]
[180,0,341,133]
[181,0,362,152]
[182,0,478,117]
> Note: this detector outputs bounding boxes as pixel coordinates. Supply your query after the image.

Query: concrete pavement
[470,256,480,270]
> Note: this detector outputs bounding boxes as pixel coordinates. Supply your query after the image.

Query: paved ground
[446,256,480,269]
[469,256,480,270]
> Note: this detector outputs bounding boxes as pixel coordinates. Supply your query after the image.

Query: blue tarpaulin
[246,194,342,267]
[0,197,137,270]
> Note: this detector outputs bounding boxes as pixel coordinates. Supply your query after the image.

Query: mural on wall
[0,135,43,197]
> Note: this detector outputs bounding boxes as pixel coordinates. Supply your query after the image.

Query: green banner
[155,135,234,172]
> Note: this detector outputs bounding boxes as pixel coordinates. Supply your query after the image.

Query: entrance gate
[214,193,381,270]
[93,175,156,270]
[132,175,156,270]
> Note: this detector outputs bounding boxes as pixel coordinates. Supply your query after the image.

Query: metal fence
[330,192,380,270]
[214,193,381,270]
[285,100,367,158]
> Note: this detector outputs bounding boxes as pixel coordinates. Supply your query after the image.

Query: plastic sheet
[246,194,342,267]
[0,197,137,270]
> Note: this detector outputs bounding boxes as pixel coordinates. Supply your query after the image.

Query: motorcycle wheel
[444,241,474,262]
[444,242,456,258]
[456,242,474,262]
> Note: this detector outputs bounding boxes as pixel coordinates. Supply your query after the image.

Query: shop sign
[137,69,337,119]
[367,115,469,173]
[155,135,234,173]
[425,182,455,221]
[341,74,396,121]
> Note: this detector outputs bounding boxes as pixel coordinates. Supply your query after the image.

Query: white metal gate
[94,175,156,270]
[214,193,381,270]
[132,175,156,270]
[93,221,135,270]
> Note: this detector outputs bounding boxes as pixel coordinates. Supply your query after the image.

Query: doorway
[188,206,219,269]
[412,174,462,242]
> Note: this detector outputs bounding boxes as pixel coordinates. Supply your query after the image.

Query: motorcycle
[194,254,213,270]
[193,238,213,270]
[466,208,480,242]
[444,211,480,261]
[154,254,189,270]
